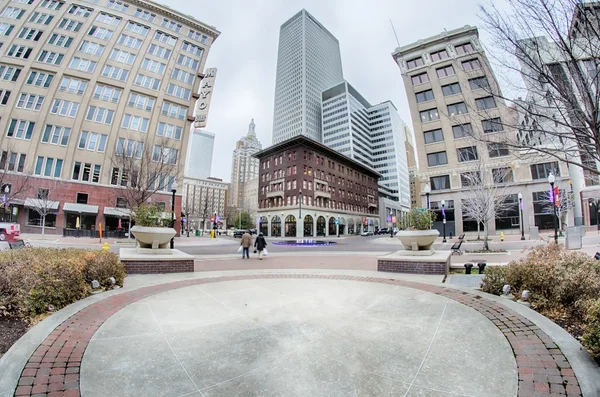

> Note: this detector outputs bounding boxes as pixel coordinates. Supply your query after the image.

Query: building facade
[182,176,228,231]
[321,81,411,227]
[392,26,569,235]
[271,9,343,144]
[184,128,214,179]
[0,0,219,234]
[254,136,381,237]
[228,119,262,212]
[242,177,258,221]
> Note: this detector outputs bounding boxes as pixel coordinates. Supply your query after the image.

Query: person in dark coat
[254,232,267,260]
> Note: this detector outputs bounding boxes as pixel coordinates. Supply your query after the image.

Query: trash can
[196,230,200,237]
[464,263,473,274]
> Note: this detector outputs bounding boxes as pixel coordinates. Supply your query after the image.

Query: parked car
[361,230,374,236]
[233,229,248,238]
[0,222,20,242]
[376,228,390,235]
[248,228,257,235]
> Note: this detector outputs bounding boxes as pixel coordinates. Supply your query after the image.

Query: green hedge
[0,248,125,320]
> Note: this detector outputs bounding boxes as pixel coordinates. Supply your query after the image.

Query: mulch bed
[0,317,29,358]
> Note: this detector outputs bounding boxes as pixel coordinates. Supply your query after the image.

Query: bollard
[500,232,504,241]
[449,232,453,239]
[477,263,486,274]
[103,242,109,252]
[464,263,473,274]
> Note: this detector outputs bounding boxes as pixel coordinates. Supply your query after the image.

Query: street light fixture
[441,199,446,243]
[170,180,178,249]
[518,192,525,240]
[548,173,558,244]
[424,183,431,209]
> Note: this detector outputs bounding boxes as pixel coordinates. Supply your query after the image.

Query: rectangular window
[128,92,155,111]
[58,18,82,32]
[161,101,187,120]
[423,128,444,144]
[420,108,439,123]
[59,76,87,94]
[187,29,202,41]
[427,151,448,167]
[50,99,79,117]
[67,4,91,17]
[96,12,120,26]
[40,0,64,10]
[28,12,53,24]
[488,143,510,158]
[436,65,455,78]
[430,175,450,191]
[109,49,135,65]
[69,57,96,72]
[406,57,424,69]
[18,27,43,41]
[93,83,121,102]
[6,119,35,140]
[447,102,468,116]
[475,96,497,111]
[7,44,32,59]
[181,41,203,57]
[134,9,155,22]
[0,65,21,81]
[115,138,143,158]
[460,171,482,187]
[106,0,128,12]
[530,162,559,180]
[0,89,10,105]
[1,7,24,19]
[462,58,482,71]
[125,21,149,36]
[16,93,44,111]
[442,82,461,96]
[134,73,160,90]
[101,64,129,81]
[415,89,434,103]
[85,106,114,124]
[455,42,474,55]
[482,117,503,133]
[152,145,178,164]
[26,70,54,87]
[141,58,166,74]
[176,54,199,70]
[121,113,149,132]
[410,72,429,86]
[37,50,63,65]
[88,25,113,40]
[171,68,194,84]
[430,49,449,62]
[47,33,72,47]
[41,124,70,145]
[452,123,472,139]
[166,83,191,100]
[492,167,514,184]
[154,31,176,46]
[161,18,181,33]
[79,40,104,56]
[156,122,182,140]
[34,156,62,178]
[147,43,171,59]
[78,131,107,152]
[117,34,142,50]
[0,23,14,36]
[469,76,489,90]
[457,146,478,162]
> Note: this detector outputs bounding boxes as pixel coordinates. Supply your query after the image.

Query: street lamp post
[548,173,558,244]
[170,181,178,249]
[441,199,446,243]
[298,189,302,237]
[518,192,525,240]
[238,208,241,230]
[424,183,431,209]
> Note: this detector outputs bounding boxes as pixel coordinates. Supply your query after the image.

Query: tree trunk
[41,214,45,236]
[483,224,489,251]
[477,222,481,240]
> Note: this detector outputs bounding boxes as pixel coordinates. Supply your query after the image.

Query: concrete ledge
[377,250,451,275]
[120,248,195,274]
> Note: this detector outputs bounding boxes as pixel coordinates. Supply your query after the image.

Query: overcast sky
[164,0,504,181]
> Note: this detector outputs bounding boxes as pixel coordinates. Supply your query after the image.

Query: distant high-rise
[185,129,215,179]
[272,9,344,144]
[229,119,262,209]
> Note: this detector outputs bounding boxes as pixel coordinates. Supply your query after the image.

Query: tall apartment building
[228,119,262,210]
[393,26,569,235]
[321,81,411,226]
[271,9,343,144]
[0,0,219,234]
[184,128,214,179]
[182,176,228,231]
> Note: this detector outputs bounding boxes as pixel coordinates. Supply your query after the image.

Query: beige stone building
[228,119,262,210]
[392,26,569,236]
[0,0,219,235]
[182,176,228,232]
[242,177,258,221]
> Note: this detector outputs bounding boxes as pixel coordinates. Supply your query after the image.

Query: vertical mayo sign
[193,67,217,128]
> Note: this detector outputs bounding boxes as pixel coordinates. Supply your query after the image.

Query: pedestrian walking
[254,232,267,260]
[240,231,252,259]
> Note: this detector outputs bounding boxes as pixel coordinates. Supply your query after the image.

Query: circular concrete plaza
[78,278,518,397]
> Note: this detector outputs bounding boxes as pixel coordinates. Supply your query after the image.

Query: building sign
[193,67,217,128]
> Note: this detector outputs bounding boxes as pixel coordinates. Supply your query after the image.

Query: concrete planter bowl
[397,229,440,251]
[130,226,176,249]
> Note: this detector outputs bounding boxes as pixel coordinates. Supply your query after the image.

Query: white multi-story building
[228,119,262,210]
[182,176,228,231]
[321,81,411,226]
[271,9,343,144]
[184,128,214,179]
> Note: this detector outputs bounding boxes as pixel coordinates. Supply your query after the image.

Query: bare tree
[542,186,575,233]
[0,141,33,207]
[476,0,600,181]
[460,155,515,250]
[27,184,60,236]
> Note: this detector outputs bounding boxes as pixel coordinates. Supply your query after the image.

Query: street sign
[386,216,391,222]
[210,216,215,222]
[216,216,221,222]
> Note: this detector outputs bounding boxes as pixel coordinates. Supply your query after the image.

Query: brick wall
[377,259,448,275]
[122,259,194,274]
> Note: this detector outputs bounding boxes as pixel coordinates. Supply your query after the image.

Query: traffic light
[1,184,11,194]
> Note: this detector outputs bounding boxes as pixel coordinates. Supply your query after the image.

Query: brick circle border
[14,274,582,397]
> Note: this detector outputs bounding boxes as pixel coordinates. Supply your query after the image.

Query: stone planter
[397,229,440,251]
[130,226,176,250]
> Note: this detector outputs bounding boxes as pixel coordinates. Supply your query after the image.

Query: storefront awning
[63,202,99,214]
[7,199,25,206]
[24,198,59,210]
[103,207,131,217]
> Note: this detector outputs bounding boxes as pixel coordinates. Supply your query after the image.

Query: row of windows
[426,143,509,167]
[415,77,490,103]
[406,42,475,70]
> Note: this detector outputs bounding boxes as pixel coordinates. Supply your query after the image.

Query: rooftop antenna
[390,20,400,47]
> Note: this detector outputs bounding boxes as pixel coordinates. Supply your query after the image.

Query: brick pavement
[13,274,582,397]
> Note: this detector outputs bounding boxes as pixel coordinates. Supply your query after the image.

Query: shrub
[132,204,170,227]
[481,266,508,295]
[408,208,436,230]
[0,248,126,319]
[582,299,600,361]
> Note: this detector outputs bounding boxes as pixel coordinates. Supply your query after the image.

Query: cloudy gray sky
[164,0,503,181]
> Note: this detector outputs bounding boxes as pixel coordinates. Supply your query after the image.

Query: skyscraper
[228,119,262,210]
[184,129,214,179]
[272,9,343,144]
